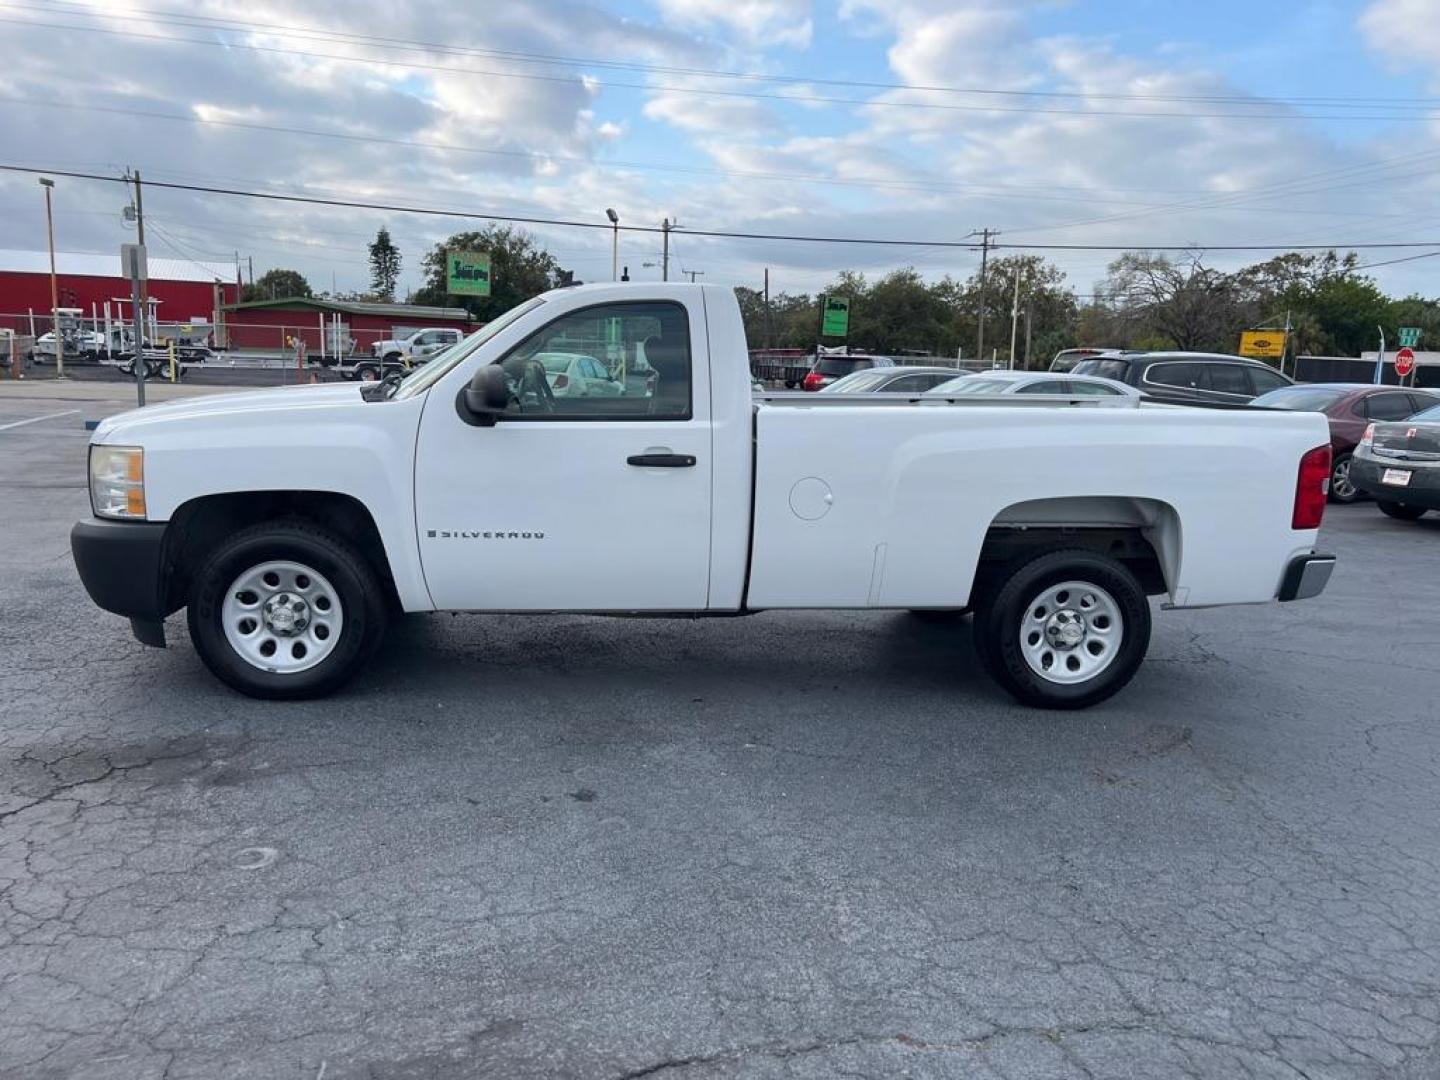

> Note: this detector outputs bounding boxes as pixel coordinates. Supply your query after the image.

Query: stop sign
[1396,346,1416,378]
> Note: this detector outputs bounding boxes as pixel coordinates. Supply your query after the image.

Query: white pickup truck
[71,283,1336,709]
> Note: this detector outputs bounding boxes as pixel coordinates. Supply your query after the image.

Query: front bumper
[1350,454,1440,510]
[70,518,170,646]
[1277,553,1336,602]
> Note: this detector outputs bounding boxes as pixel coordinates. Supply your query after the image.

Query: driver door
[413,298,713,612]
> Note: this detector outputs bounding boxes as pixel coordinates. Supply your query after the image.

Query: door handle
[627,453,696,468]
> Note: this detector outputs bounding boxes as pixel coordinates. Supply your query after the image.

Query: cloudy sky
[1,0,1438,302]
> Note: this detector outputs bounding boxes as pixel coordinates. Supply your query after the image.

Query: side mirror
[458,365,510,427]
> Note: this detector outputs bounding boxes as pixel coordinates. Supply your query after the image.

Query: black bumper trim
[1278,553,1336,602]
[71,518,170,644]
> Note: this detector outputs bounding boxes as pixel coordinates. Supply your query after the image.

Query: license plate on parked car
[1382,468,1412,486]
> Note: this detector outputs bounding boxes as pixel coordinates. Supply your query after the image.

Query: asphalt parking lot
[2,384,1439,1080]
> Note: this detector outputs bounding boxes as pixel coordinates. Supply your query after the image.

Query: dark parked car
[1071,351,1292,405]
[820,365,963,394]
[801,353,895,391]
[1250,383,1440,503]
[1348,402,1440,521]
[1049,347,1129,373]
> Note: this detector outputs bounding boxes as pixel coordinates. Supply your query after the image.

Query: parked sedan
[1251,383,1440,503]
[537,352,624,398]
[820,366,965,394]
[1349,403,1440,520]
[924,370,1140,398]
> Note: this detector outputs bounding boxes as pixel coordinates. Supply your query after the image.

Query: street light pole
[606,208,619,282]
[39,177,63,379]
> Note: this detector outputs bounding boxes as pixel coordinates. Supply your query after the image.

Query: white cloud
[656,0,813,49]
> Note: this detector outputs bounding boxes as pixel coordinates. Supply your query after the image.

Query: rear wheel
[973,550,1151,709]
[187,521,388,699]
[1329,453,1360,504]
[355,363,381,382]
[1377,500,1428,521]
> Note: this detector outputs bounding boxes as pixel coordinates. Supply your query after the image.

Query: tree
[410,225,562,321]
[1097,252,1241,352]
[242,268,312,302]
[368,228,402,302]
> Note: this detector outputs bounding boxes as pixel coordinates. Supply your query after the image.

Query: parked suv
[802,353,895,391]
[1072,351,1291,405]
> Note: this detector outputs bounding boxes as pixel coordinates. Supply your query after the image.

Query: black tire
[1377,500,1427,521]
[355,363,381,382]
[187,520,388,699]
[973,549,1151,710]
[1329,453,1361,504]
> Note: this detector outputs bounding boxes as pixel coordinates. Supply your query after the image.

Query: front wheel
[973,550,1151,709]
[187,521,388,699]
[1377,500,1428,521]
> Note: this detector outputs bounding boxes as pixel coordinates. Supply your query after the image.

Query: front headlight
[89,445,146,519]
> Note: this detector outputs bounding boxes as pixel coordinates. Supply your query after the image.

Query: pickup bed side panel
[701,284,754,611]
[746,404,1328,609]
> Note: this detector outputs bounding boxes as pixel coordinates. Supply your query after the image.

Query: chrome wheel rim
[1019,579,1123,685]
[1332,458,1355,500]
[221,560,343,674]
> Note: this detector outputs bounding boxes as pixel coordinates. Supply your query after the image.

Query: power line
[15,0,1440,111]
[4,10,1439,123]
[7,162,1440,254]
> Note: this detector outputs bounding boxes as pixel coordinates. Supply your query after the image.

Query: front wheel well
[161,491,399,613]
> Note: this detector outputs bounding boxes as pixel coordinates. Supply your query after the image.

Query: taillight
[803,372,823,391]
[1359,423,1375,448]
[553,374,569,389]
[1293,444,1331,530]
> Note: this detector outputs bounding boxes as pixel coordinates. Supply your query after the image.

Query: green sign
[447,250,491,296]
[820,295,850,337]
[1399,326,1422,348]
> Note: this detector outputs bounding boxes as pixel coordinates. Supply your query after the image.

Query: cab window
[495,302,691,420]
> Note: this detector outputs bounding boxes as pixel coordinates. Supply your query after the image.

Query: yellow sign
[1239,330,1287,359]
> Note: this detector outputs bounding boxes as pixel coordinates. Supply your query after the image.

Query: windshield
[539,354,576,374]
[1251,387,1344,412]
[393,297,547,400]
[1413,404,1440,422]
[823,370,888,392]
[949,377,1015,394]
[927,375,973,394]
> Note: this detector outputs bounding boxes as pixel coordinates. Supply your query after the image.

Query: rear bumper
[1277,553,1336,602]
[70,518,170,646]
[1350,455,1440,510]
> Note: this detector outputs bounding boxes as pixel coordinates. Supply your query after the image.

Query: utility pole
[1007,266,1021,371]
[1023,295,1033,370]
[130,170,149,354]
[970,228,996,365]
[683,270,704,283]
[661,218,671,282]
[39,177,63,379]
[764,267,774,351]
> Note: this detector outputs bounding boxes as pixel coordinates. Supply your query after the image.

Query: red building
[0,248,238,337]
[221,297,475,356]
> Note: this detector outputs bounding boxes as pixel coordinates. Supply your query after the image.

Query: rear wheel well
[976,526,1169,599]
[161,491,399,614]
